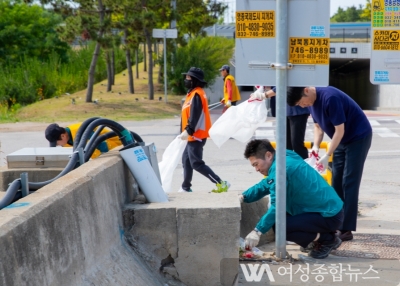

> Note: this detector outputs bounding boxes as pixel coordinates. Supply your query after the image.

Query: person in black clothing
[178,67,230,192]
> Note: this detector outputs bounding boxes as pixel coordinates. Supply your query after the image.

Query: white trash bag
[159,136,187,193]
[304,151,324,173]
[209,99,268,148]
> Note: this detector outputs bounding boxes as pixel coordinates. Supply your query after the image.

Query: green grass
[11,63,183,123]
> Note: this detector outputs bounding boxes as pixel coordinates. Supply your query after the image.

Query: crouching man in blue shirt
[240,139,344,259]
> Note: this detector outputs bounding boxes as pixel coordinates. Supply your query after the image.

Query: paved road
[1,109,400,285]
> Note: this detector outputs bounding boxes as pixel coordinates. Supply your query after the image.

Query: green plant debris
[211,182,229,193]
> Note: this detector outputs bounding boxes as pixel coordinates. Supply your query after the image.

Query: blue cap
[219,65,230,72]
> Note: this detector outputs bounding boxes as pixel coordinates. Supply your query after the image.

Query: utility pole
[170,0,176,74]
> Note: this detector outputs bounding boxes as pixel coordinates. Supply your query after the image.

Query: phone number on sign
[236,31,274,37]
[237,22,274,32]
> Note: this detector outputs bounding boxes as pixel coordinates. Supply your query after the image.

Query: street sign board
[152,29,177,39]
[289,37,330,65]
[152,29,178,103]
[236,10,275,38]
[235,0,330,87]
[370,1,400,84]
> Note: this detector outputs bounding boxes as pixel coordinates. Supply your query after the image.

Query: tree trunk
[106,50,112,92]
[144,29,154,100]
[85,0,105,103]
[157,61,162,84]
[153,40,157,67]
[135,48,139,79]
[85,42,101,102]
[124,28,134,94]
[143,42,147,72]
[111,49,115,85]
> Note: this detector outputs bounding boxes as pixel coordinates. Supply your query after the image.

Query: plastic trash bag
[305,151,324,173]
[209,100,268,148]
[159,136,187,193]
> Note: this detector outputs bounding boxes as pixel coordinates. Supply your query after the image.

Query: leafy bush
[0,2,70,65]
[0,42,128,106]
[167,36,234,95]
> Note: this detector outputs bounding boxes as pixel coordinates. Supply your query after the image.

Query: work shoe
[300,242,317,253]
[301,237,341,253]
[338,231,353,241]
[308,237,342,259]
[178,187,192,193]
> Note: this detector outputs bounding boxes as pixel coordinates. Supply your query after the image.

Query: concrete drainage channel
[0,148,277,286]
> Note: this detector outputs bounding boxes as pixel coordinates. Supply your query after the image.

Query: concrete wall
[0,148,264,286]
[240,197,275,246]
[124,192,241,286]
[377,84,400,111]
[0,167,63,193]
[0,151,164,286]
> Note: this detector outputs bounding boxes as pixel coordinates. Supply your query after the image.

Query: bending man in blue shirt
[287,86,372,242]
[240,139,344,259]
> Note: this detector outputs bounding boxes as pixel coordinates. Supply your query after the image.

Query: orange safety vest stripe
[181,87,211,142]
[224,74,241,102]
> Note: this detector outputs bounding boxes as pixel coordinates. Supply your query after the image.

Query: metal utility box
[7,148,73,169]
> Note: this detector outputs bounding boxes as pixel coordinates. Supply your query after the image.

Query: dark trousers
[182,139,221,190]
[273,210,344,248]
[287,114,309,159]
[332,133,372,231]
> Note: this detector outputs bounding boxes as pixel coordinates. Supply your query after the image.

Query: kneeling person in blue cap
[239,139,344,259]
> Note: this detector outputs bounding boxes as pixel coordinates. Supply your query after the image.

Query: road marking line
[258,121,273,127]
[255,130,274,139]
[373,127,400,137]
[369,120,380,126]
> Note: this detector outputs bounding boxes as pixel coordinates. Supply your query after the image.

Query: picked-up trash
[209,100,268,148]
[251,247,264,257]
[239,237,265,259]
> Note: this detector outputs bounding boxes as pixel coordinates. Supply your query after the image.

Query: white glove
[238,195,244,203]
[245,229,261,249]
[317,154,329,171]
[249,91,266,101]
[310,145,319,158]
[179,130,189,140]
[225,100,232,107]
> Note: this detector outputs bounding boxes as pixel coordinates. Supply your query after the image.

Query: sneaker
[308,237,342,259]
[178,187,192,193]
[222,181,231,190]
[212,181,231,193]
